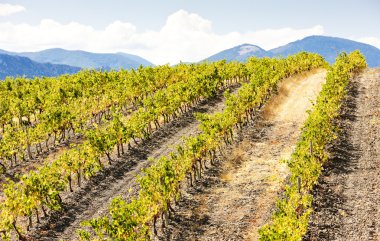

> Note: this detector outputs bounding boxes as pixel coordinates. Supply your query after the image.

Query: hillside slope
[161,70,327,240]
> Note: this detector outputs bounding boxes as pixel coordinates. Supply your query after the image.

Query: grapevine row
[0,66,176,171]
[0,62,245,173]
[77,52,326,240]
[258,50,367,241]
[0,61,248,240]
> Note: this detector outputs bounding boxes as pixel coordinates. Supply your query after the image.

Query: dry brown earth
[160,69,327,240]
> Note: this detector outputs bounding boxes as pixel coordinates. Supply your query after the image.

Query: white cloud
[0,3,25,16]
[0,9,325,64]
[357,37,380,49]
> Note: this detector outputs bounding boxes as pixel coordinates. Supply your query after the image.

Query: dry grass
[221,140,250,181]
[262,69,321,120]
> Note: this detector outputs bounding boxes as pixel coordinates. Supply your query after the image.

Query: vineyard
[0,51,371,240]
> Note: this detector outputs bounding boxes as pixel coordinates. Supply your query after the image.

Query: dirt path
[160,69,327,241]
[30,85,240,240]
[305,68,380,241]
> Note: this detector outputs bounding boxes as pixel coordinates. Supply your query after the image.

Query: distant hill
[115,52,153,67]
[0,49,11,55]
[270,36,380,67]
[205,44,268,62]
[17,48,153,70]
[0,48,153,71]
[204,36,380,67]
[0,53,80,80]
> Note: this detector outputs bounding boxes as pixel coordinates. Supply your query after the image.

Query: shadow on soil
[304,80,360,240]
[158,115,270,241]
[29,93,226,239]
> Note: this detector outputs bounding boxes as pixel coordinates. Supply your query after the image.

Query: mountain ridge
[203,35,380,67]
[2,35,380,80]
[0,53,81,80]
[0,48,153,70]
[0,48,154,79]
[206,44,268,62]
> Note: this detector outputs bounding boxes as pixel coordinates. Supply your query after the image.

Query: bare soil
[24,68,331,240]
[305,68,380,241]
[28,85,240,240]
[0,134,83,192]
[159,69,327,240]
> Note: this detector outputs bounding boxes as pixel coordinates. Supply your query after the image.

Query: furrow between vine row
[258,51,367,240]
[77,52,326,240]
[0,61,250,240]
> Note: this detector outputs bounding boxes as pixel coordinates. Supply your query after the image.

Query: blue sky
[0,0,379,64]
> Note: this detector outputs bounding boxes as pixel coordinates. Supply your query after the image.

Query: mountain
[0,53,81,80]
[116,52,153,67]
[0,48,153,79]
[0,49,11,55]
[205,44,268,62]
[204,36,380,67]
[270,36,380,67]
[17,48,153,70]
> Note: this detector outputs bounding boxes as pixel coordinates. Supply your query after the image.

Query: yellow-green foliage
[77,52,326,240]
[259,50,367,241]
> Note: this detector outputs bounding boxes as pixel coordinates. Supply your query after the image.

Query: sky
[0,0,379,64]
